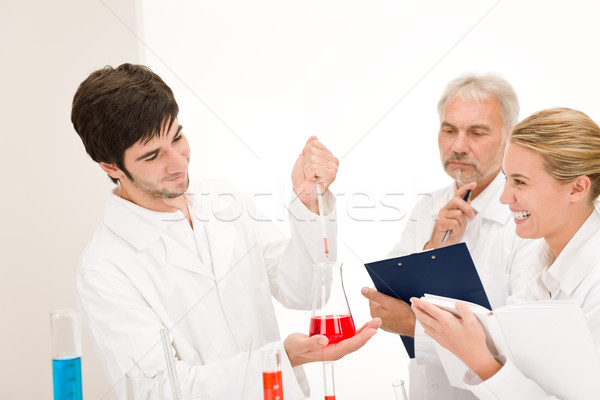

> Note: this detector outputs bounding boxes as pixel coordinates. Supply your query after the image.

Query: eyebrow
[469,124,491,131]
[135,125,183,161]
[505,171,530,180]
[440,122,491,131]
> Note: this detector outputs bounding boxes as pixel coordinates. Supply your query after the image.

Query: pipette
[316,181,329,257]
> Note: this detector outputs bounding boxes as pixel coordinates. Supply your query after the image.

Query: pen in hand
[441,189,472,244]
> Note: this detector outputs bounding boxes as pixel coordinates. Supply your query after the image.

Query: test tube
[51,309,83,400]
[323,362,335,400]
[392,379,408,400]
[262,349,283,400]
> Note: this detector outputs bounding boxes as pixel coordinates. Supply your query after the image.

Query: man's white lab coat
[388,173,540,400]
[75,179,336,399]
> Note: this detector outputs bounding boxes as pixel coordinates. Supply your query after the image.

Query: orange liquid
[263,370,283,400]
[324,396,336,400]
[309,315,356,344]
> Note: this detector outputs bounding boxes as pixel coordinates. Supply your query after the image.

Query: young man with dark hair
[72,63,379,399]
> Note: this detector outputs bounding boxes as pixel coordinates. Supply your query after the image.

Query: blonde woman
[411,107,600,399]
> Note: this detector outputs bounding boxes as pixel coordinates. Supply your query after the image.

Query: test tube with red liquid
[262,349,283,400]
[323,362,335,400]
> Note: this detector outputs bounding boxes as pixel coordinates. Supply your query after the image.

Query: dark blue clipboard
[364,243,491,358]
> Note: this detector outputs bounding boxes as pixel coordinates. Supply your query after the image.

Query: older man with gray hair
[362,73,540,399]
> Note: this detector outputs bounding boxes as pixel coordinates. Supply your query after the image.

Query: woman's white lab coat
[464,210,600,399]
[75,179,336,399]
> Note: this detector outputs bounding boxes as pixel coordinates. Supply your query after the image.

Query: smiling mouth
[512,210,531,220]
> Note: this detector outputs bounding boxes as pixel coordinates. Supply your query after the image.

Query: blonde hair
[510,107,600,202]
[437,73,519,133]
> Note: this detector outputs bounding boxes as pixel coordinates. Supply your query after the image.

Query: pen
[441,189,472,244]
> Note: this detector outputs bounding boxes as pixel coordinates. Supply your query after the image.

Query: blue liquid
[52,357,82,400]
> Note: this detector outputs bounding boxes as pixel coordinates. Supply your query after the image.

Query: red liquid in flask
[309,315,356,344]
[263,370,283,400]
[324,397,336,400]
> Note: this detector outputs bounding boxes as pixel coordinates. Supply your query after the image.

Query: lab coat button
[431,383,439,390]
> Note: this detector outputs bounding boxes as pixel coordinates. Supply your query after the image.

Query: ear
[99,162,125,180]
[569,175,591,203]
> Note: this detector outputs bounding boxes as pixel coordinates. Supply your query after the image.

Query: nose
[164,147,187,174]
[451,131,470,154]
[499,179,513,205]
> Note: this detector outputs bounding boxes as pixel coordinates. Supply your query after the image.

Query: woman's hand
[410,298,502,381]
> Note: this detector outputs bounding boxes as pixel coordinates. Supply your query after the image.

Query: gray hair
[437,73,519,133]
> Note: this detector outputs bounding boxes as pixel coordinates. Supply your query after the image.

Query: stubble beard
[130,174,190,199]
[443,149,503,185]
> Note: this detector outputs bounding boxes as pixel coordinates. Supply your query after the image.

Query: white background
[139,1,600,398]
[2,0,600,398]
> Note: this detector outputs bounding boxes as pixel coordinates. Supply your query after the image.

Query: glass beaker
[309,261,356,344]
[392,379,408,400]
[262,349,283,400]
[126,369,165,400]
[51,309,83,400]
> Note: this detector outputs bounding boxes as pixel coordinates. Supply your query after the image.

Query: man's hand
[284,318,380,367]
[424,182,476,249]
[361,287,415,336]
[291,136,339,214]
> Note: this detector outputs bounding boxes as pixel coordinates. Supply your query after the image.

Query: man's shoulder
[77,222,129,276]
[410,182,454,211]
[425,183,454,198]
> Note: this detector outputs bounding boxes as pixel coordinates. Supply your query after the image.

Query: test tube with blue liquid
[51,309,83,400]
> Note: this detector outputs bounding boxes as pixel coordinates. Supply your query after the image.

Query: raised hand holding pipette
[291,136,339,215]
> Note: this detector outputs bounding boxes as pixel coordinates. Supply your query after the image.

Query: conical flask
[309,261,356,344]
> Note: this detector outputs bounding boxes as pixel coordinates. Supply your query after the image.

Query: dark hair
[71,63,179,183]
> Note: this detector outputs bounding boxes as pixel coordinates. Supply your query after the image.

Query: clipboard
[364,243,491,357]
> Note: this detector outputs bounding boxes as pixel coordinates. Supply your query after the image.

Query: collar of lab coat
[541,209,600,297]
[102,180,238,280]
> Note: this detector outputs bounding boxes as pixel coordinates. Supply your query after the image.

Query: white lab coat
[388,173,541,400]
[75,179,336,400]
[465,209,600,400]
